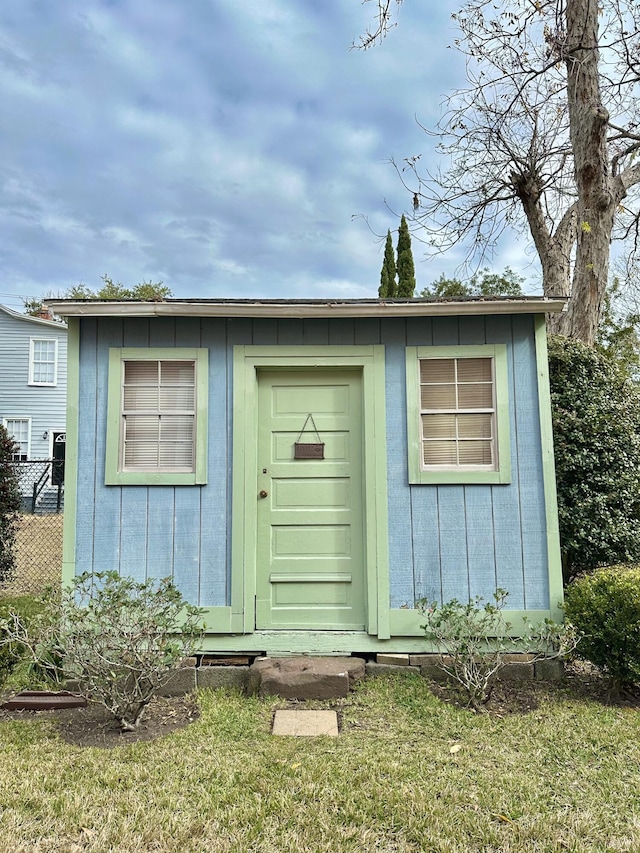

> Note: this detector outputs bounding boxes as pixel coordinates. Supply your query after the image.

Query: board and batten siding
[0,307,68,459]
[72,313,553,621]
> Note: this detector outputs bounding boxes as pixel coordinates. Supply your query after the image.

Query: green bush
[548,336,640,582]
[564,565,640,689]
[0,424,22,584]
[0,595,46,687]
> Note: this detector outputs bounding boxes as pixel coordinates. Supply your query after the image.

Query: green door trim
[232,346,389,637]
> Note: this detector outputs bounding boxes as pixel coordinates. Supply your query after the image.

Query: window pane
[457,358,492,382]
[159,415,194,441]
[124,441,159,468]
[420,359,455,383]
[123,386,159,410]
[458,383,493,409]
[159,387,195,410]
[33,363,54,383]
[159,443,194,468]
[421,384,456,409]
[5,419,29,460]
[423,440,458,465]
[161,362,195,385]
[457,413,493,439]
[124,361,159,384]
[459,441,493,465]
[422,414,456,439]
[124,415,159,441]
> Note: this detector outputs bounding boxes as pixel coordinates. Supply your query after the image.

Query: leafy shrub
[548,336,640,581]
[0,424,22,584]
[1,571,206,730]
[418,589,572,709]
[564,565,640,690]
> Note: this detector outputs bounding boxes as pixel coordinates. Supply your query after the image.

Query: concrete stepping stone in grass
[272,710,338,737]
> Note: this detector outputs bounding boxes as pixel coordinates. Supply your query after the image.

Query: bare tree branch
[359,0,640,343]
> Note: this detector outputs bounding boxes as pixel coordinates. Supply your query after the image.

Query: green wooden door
[255,370,366,630]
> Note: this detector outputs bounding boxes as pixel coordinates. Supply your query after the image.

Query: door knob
[259,490,268,499]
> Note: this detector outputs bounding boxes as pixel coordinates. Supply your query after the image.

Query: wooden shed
[48,297,566,654]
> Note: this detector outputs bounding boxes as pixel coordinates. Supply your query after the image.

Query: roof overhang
[0,303,67,329]
[45,297,568,319]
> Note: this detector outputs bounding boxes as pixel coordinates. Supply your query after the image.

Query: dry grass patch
[0,675,640,851]
[2,514,63,596]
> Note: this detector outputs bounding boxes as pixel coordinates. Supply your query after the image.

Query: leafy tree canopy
[24,275,172,317]
[420,267,524,299]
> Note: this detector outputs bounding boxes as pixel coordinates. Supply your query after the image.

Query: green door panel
[256,370,366,630]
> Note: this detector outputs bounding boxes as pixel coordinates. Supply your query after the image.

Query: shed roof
[46,296,567,319]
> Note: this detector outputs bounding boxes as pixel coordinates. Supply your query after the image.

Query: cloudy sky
[0,0,533,310]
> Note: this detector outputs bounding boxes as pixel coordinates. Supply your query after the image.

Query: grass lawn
[1,674,639,852]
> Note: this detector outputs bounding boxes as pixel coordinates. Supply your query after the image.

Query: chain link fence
[1,461,64,596]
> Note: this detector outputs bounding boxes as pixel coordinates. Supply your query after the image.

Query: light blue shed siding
[74,314,549,613]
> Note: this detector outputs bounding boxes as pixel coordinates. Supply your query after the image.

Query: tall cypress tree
[378,230,397,297]
[396,214,416,297]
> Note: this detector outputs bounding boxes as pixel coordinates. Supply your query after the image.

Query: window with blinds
[121,360,196,472]
[419,357,496,469]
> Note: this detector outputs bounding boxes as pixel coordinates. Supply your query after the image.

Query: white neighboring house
[0,305,67,498]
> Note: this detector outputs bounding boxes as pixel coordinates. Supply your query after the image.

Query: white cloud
[0,0,498,304]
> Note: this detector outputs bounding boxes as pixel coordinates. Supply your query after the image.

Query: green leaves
[0,424,22,584]
[565,565,640,689]
[548,336,640,579]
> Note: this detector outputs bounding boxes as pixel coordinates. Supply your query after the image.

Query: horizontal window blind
[420,357,495,469]
[121,360,196,472]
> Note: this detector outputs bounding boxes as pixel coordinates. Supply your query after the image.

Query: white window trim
[2,417,31,461]
[28,338,58,386]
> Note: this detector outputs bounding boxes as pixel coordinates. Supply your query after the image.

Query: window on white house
[406,345,511,485]
[29,339,58,385]
[105,348,208,486]
[3,418,30,461]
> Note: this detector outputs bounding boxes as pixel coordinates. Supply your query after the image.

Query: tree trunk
[563,0,620,346]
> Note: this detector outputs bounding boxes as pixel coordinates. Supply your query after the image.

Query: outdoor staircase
[34,488,64,514]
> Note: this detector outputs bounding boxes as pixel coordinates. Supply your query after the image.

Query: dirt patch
[2,662,639,747]
[0,693,200,748]
[427,660,640,715]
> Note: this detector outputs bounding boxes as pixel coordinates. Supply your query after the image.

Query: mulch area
[0,693,200,748]
[428,660,640,715]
